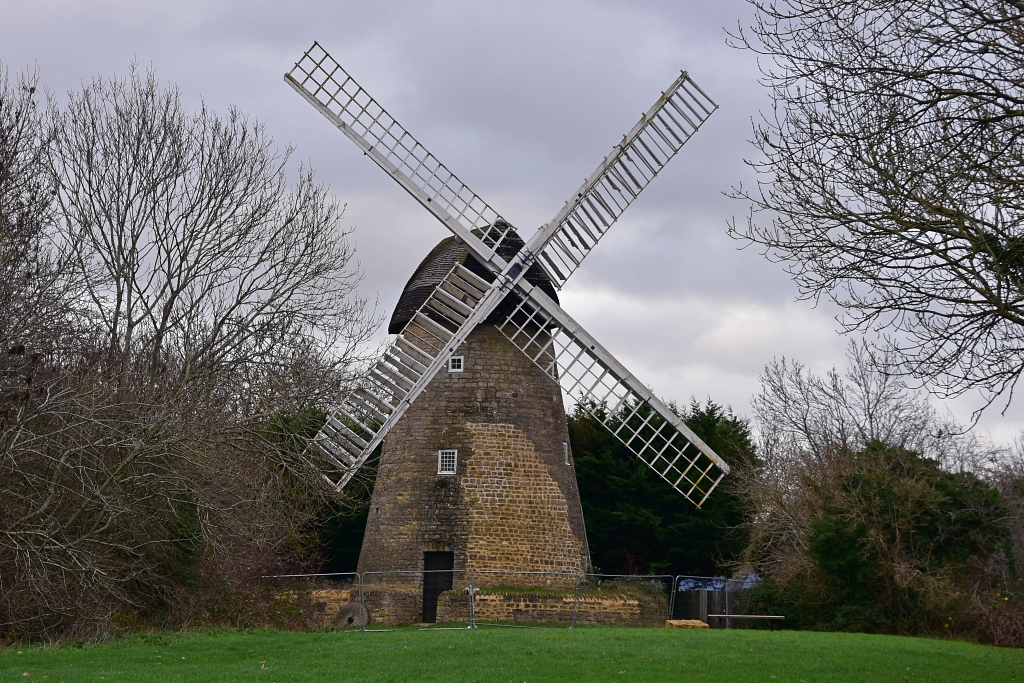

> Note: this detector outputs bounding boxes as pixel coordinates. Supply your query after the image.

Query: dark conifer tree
[569,400,756,576]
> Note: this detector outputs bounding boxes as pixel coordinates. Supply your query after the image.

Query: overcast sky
[4,0,1021,443]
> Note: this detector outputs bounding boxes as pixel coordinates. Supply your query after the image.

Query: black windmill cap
[387,226,559,334]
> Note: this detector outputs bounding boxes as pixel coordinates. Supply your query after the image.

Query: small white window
[448,356,464,372]
[563,441,570,465]
[438,449,457,475]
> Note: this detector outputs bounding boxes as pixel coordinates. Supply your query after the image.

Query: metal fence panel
[256,571,763,630]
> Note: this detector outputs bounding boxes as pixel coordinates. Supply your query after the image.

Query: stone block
[666,619,710,629]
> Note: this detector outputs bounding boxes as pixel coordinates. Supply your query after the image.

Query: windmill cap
[388,229,559,334]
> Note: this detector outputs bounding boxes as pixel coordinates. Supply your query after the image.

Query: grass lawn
[1,626,1020,682]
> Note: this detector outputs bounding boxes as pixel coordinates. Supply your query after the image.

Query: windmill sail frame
[497,282,729,507]
[286,42,727,506]
[525,73,718,288]
[285,43,511,274]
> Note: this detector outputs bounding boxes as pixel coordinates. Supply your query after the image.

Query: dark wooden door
[422,551,454,623]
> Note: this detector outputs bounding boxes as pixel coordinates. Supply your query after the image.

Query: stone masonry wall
[435,591,668,627]
[284,586,667,627]
[293,587,421,626]
[357,325,589,584]
[462,422,584,584]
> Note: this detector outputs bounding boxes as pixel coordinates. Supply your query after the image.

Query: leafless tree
[729,1,1024,413]
[0,64,99,639]
[0,64,378,640]
[992,435,1024,582]
[743,343,1023,643]
[747,341,1005,580]
[50,65,374,385]
[0,65,81,361]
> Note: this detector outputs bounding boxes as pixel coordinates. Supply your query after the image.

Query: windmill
[285,42,729,615]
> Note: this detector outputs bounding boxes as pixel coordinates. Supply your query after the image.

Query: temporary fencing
[671,575,761,628]
[259,571,762,630]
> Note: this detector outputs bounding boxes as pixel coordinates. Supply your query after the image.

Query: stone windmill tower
[285,43,730,620]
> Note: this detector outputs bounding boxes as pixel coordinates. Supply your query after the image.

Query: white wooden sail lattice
[285,43,513,268]
[497,284,727,505]
[286,42,729,507]
[311,264,491,489]
[530,73,717,287]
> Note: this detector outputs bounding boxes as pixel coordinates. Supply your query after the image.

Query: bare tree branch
[0,63,379,641]
[730,0,1024,413]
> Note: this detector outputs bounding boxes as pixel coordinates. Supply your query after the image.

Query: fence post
[570,574,583,628]
[668,576,678,622]
[468,571,477,629]
[358,572,366,632]
[725,579,731,630]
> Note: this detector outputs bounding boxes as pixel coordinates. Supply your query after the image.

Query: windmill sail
[496,282,729,507]
[528,73,717,288]
[312,264,492,489]
[286,42,512,267]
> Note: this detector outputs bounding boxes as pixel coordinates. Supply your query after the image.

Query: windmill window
[448,356,464,372]
[438,449,457,475]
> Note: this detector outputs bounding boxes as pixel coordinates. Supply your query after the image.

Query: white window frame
[448,356,464,372]
[438,449,458,475]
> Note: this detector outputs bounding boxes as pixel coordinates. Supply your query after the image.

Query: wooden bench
[707,614,785,631]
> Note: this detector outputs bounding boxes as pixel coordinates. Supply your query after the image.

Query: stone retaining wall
[436,590,667,626]
[363,590,421,625]
[294,585,668,626]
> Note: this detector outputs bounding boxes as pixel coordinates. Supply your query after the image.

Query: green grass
[1,627,1021,682]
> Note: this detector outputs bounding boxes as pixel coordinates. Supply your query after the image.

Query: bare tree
[744,344,1016,641]
[748,342,1005,576]
[0,65,378,640]
[0,65,81,359]
[0,65,102,639]
[730,0,1024,412]
[49,65,373,384]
